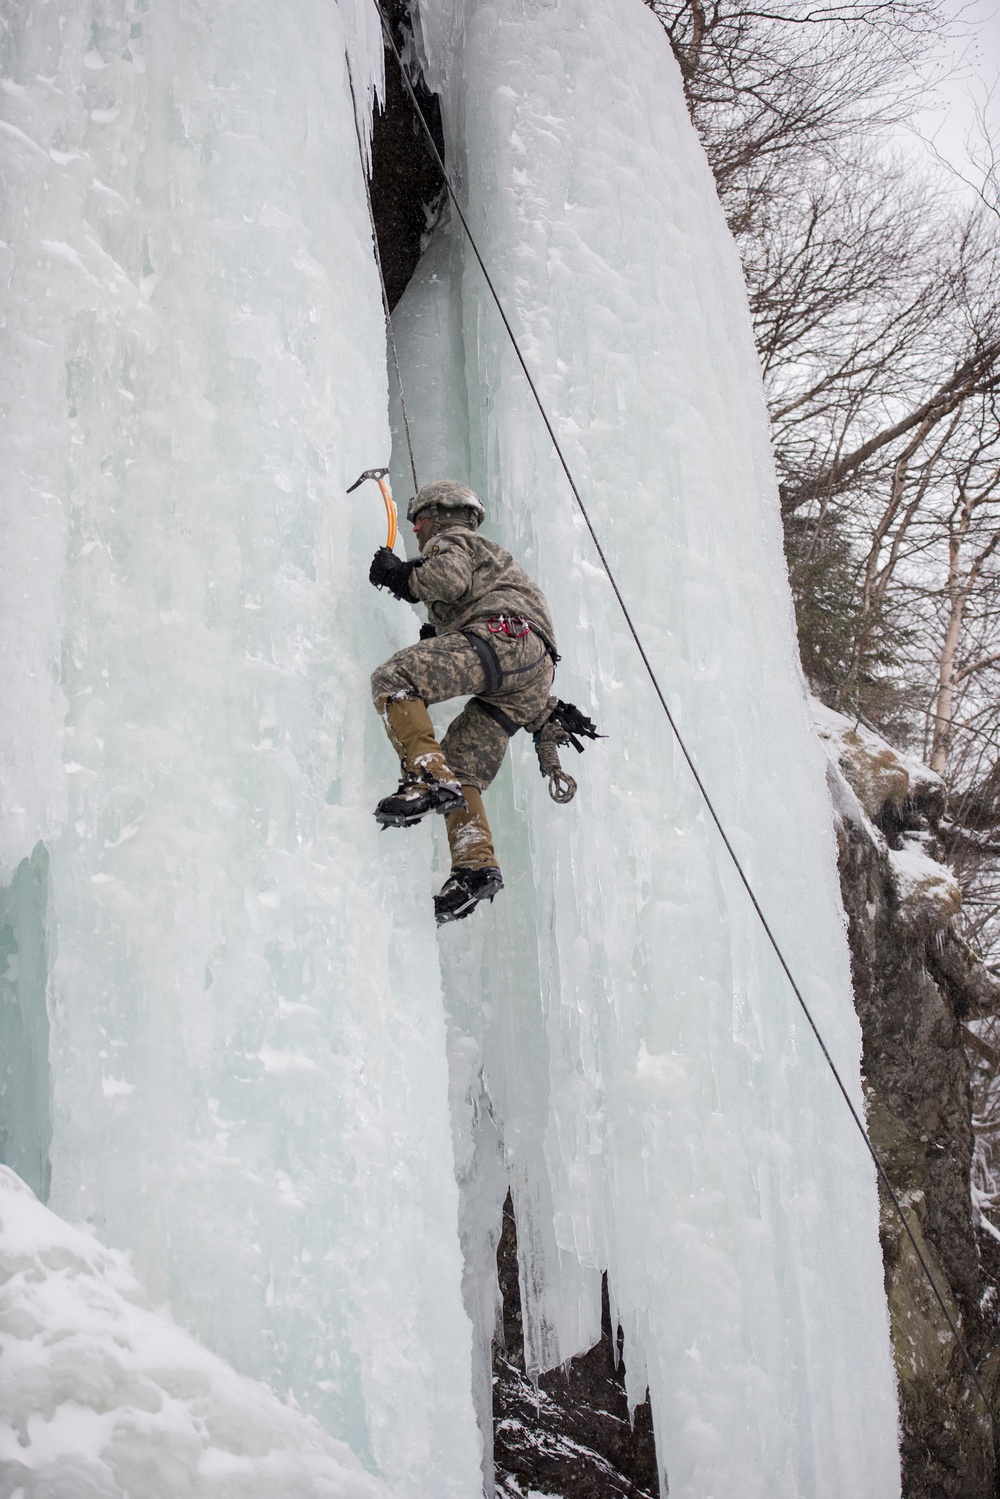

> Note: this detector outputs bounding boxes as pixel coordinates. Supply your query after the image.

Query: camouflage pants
[371,629,554,790]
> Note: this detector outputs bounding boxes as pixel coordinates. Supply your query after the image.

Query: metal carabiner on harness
[487,614,531,639]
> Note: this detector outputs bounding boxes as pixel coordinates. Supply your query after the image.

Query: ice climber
[368,479,563,924]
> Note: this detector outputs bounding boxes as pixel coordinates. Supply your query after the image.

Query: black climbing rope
[345,47,420,495]
[367,2,1000,1432]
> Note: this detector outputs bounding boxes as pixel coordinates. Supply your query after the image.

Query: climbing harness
[362,1,1000,1432]
[463,620,601,803]
[461,627,549,693]
[461,630,504,695]
[475,698,522,739]
[472,683,603,805]
[348,467,399,550]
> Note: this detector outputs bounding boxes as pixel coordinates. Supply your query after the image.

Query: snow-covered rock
[813,700,959,920]
[812,700,946,826]
[813,700,1000,1493]
[889,841,963,923]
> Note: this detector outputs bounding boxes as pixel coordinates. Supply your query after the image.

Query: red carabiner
[488,614,530,639]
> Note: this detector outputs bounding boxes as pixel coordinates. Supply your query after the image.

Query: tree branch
[780,341,1000,514]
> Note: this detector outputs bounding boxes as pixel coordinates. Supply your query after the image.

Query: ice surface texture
[394,0,902,1492]
[0,3,480,1497]
[0,1166,392,1498]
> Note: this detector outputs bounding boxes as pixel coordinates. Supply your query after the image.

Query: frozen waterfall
[0,0,900,1495]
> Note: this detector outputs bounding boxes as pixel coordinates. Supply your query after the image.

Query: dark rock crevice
[367,6,445,311]
[492,1194,660,1498]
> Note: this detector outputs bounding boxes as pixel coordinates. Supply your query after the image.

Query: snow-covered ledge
[813,700,961,922]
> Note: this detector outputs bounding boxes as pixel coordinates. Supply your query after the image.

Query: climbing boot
[445,786,498,870]
[434,866,505,924]
[375,697,466,828]
[375,775,467,828]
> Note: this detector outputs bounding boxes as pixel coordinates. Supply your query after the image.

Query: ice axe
[347,467,398,551]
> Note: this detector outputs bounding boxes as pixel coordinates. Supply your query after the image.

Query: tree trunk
[930,570,966,773]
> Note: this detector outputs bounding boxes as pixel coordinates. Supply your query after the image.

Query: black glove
[369,547,420,602]
[419,622,437,640]
[548,700,605,753]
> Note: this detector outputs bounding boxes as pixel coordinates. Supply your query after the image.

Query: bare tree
[927,411,1000,772]
[648,0,949,212]
[750,170,1000,735]
[645,0,1000,961]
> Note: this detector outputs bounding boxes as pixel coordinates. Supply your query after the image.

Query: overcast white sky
[909,0,1000,191]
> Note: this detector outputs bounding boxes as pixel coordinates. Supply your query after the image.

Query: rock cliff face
[815,703,1000,1499]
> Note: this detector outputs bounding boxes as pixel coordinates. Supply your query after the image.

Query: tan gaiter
[446,786,498,870]
[383,698,455,781]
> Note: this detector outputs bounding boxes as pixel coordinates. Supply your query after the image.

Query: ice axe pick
[347,467,398,551]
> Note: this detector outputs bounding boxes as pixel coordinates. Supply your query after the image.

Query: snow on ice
[0,1166,391,1498]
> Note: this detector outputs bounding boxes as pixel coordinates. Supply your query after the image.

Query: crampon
[374,775,467,829]
[434,867,504,924]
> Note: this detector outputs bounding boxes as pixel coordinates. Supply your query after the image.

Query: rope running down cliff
[361,7,1000,1433]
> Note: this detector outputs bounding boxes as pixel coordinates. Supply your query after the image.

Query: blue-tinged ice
[0,3,481,1497]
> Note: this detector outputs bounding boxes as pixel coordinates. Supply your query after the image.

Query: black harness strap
[474,697,522,737]
[462,628,551,737]
[462,630,503,695]
[462,629,547,736]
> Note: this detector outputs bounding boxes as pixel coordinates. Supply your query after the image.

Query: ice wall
[393,0,902,1493]
[0,3,482,1496]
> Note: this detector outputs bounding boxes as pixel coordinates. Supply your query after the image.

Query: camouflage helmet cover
[406,480,485,527]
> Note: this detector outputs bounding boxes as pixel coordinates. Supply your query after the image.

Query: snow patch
[889,841,962,919]
[812,700,944,823]
[0,1167,392,1498]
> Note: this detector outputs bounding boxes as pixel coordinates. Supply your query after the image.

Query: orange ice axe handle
[377,475,398,552]
[347,467,398,551]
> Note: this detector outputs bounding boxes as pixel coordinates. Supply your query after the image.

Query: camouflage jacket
[408,526,558,654]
